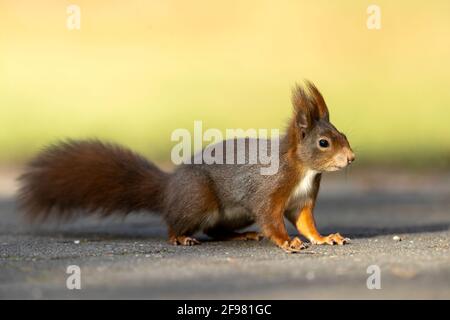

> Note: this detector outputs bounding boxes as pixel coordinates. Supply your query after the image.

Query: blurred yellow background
[1,0,450,167]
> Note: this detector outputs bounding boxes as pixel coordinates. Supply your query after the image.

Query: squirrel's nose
[347,151,356,164]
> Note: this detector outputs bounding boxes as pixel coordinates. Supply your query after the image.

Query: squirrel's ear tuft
[305,80,329,121]
[292,84,314,130]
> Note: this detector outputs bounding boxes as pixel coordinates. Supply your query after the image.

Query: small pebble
[74,240,80,244]
[393,236,401,242]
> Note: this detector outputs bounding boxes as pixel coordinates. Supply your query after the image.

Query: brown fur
[17,82,355,252]
[18,140,169,221]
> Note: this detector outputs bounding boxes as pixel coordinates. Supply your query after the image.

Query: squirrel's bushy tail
[18,140,169,221]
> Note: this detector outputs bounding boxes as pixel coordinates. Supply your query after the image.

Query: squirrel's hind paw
[169,236,201,246]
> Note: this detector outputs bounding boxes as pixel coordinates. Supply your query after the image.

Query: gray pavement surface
[0,169,449,299]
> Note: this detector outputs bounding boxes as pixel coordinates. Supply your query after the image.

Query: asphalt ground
[0,169,449,299]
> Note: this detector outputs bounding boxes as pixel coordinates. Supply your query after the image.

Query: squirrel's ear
[306,81,329,121]
[292,84,314,131]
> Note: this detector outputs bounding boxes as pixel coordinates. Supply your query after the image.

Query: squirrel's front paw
[311,233,350,245]
[280,237,308,253]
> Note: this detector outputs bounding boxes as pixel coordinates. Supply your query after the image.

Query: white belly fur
[287,169,318,208]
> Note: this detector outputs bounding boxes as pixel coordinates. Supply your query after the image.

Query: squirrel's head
[289,81,355,172]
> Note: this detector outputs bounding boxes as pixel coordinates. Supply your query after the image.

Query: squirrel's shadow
[27,221,450,242]
[5,189,450,241]
[312,190,450,239]
[316,224,450,239]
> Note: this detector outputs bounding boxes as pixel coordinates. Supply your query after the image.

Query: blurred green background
[1,0,450,168]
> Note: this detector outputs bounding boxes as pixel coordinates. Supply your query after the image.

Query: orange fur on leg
[293,201,350,245]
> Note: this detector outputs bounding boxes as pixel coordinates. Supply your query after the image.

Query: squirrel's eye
[318,139,329,148]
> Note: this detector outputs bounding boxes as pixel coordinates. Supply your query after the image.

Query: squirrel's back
[18,140,169,221]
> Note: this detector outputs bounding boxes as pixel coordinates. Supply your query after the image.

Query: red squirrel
[18,81,355,253]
